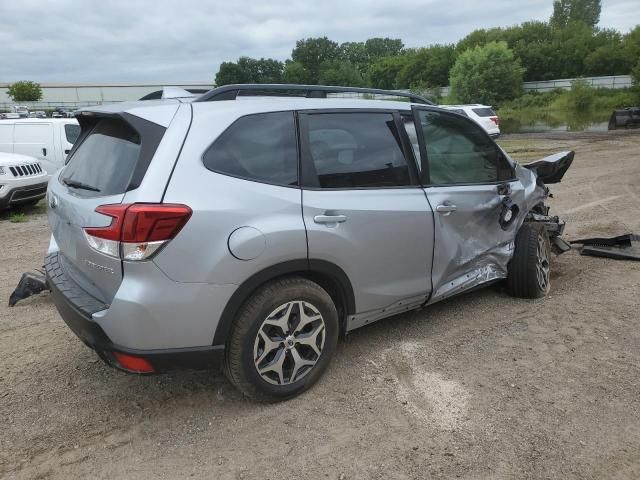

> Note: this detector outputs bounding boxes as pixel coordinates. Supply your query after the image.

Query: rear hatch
[471,107,499,131]
[48,112,168,304]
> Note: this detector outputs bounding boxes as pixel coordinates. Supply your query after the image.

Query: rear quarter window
[202,111,298,187]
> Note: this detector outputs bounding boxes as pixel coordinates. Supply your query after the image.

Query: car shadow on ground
[0,200,47,222]
[51,283,509,411]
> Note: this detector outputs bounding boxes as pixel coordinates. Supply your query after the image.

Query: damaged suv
[44,85,572,401]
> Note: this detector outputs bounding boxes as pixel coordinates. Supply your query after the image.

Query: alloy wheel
[536,235,550,292]
[253,301,326,386]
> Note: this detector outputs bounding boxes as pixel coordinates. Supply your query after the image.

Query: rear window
[472,107,496,117]
[62,119,141,196]
[64,124,80,144]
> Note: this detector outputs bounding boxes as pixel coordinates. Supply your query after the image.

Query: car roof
[0,118,78,124]
[441,104,492,109]
[80,96,441,119]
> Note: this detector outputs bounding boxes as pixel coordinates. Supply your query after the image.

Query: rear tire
[224,277,339,402]
[507,222,551,299]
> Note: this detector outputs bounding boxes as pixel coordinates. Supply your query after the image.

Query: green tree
[282,61,312,84]
[291,37,340,83]
[364,38,404,60]
[566,78,595,111]
[215,57,283,85]
[339,42,368,73]
[318,60,365,87]
[368,56,408,89]
[550,0,601,28]
[585,44,632,75]
[7,81,42,102]
[395,45,456,88]
[631,61,640,103]
[621,26,640,67]
[449,41,524,105]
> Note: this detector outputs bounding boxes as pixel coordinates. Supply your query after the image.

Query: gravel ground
[1,131,639,480]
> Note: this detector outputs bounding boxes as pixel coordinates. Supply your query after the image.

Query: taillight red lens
[85,203,192,242]
[121,204,192,242]
[83,203,192,260]
[113,352,155,373]
[490,116,499,125]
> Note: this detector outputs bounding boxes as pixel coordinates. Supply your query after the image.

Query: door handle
[42,147,47,157]
[314,214,347,224]
[436,203,457,215]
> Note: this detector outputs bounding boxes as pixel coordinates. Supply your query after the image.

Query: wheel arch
[212,259,355,345]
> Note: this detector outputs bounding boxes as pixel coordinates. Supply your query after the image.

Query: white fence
[522,75,632,92]
[0,82,213,110]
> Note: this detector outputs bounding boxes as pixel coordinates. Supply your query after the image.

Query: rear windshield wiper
[62,178,101,192]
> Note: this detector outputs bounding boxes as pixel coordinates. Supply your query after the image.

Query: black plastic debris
[570,234,640,261]
[8,271,49,307]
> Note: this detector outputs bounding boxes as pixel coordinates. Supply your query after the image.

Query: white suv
[0,152,47,209]
[440,104,500,137]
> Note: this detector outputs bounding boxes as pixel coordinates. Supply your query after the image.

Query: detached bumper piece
[44,252,224,373]
[570,234,640,261]
[8,271,48,306]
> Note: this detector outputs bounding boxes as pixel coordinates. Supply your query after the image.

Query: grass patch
[1,199,47,223]
[9,212,27,223]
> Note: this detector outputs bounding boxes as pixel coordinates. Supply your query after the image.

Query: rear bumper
[45,252,224,372]
[0,181,48,208]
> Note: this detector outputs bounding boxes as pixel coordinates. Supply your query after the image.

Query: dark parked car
[608,107,640,130]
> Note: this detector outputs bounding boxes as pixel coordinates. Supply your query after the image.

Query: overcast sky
[0,0,638,83]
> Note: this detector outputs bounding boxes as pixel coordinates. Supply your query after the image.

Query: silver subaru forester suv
[45,85,572,401]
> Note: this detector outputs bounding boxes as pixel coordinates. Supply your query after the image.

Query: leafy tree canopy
[7,81,43,102]
[550,0,601,29]
[449,41,524,105]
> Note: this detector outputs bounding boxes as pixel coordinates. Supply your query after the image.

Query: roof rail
[194,84,434,105]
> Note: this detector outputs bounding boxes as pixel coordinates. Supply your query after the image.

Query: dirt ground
[1,131,639,480]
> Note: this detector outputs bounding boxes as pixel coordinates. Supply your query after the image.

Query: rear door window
[471,107,496,117]
[202,112,298,187]
[300,112,413,188]
[62,119,141,196]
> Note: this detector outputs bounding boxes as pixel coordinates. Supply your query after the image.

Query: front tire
[224,277,339,401]
[507,222,551,298]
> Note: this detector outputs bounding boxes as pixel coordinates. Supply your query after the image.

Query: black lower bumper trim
[46,253,224,373]
[0,182,48,208]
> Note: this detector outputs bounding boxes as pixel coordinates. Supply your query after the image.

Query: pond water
[499,109,610,134]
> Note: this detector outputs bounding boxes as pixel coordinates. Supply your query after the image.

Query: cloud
[0,0,636,83]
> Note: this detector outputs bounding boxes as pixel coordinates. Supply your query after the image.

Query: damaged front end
[519,151,574,254]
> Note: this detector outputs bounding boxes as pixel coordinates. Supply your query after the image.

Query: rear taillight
[84,203,192,261]
[490,116,499,126]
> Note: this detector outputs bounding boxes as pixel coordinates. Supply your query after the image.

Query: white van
[0,118,80,175]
